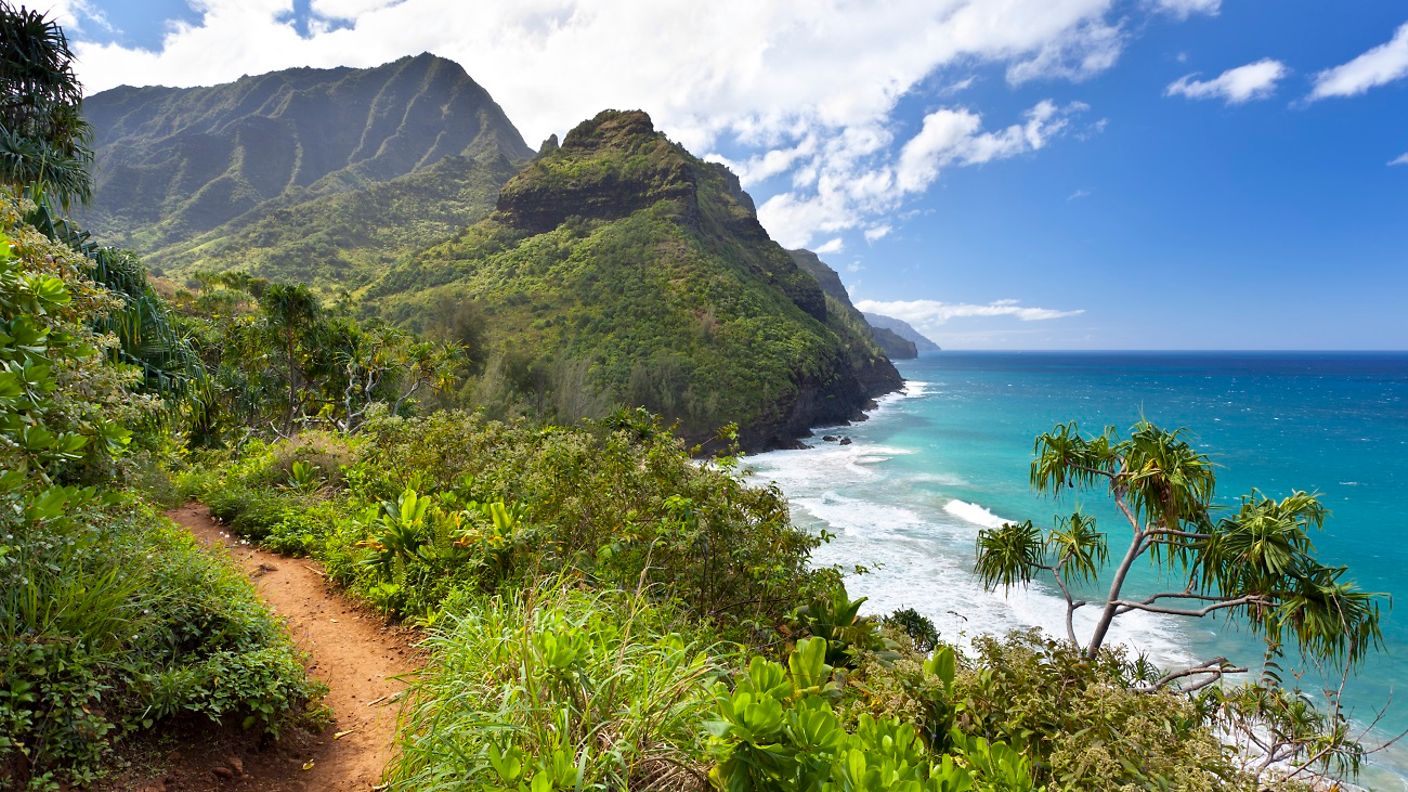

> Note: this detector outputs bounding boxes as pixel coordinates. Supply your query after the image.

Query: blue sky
[54,1,1408,349]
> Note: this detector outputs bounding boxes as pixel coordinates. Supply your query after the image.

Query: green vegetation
[788,248,917,360]
[388,582,717,791]
[8,9,1390,790]
[0,212,316,790]
[157,273,461,444]
[0,0,91,208]
[368,110,899,447]
[144,150,521,293]
[181,410,832,639]
[80,52,533,291]
[974,419,1387,782]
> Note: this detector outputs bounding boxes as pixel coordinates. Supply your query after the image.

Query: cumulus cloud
[1310,22,1408,100]
[757,99,1087,247]
[1166,58,1288,104]
[1390,152,1408,166]
[66,0,1134,247]
[814,237,844,254]
[1152,0,1220,19]
[854,298,1085,337]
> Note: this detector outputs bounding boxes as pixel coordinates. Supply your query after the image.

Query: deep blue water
[748,351,1408,785]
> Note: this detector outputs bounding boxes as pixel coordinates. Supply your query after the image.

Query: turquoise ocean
[747,351,1408,786]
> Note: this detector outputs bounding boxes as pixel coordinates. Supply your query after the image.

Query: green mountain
[863,312,941,353]
[788,249,917,360]
[370,110,901,448]
[80,53,533,289]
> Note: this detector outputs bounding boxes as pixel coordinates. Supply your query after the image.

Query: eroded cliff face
[373,109,901,451]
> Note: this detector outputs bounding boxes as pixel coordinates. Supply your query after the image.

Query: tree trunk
[1085,531,1144,659]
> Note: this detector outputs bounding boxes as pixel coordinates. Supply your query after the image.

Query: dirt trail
[150,504,419,791]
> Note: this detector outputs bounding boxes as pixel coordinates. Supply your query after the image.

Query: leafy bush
[0,502,319,789]
[707,637,1032,791]
[845,630,1248,791]
[886,608,941,654]
[386,580,718,791]
[792,589,892,667]
[188,411,836,640]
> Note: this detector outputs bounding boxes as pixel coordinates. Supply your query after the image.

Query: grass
[386,579,719,791]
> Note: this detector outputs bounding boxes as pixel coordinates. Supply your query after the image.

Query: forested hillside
[367,110,901,448]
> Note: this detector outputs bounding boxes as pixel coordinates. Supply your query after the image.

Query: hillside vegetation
[789,248,918,359]
[80,53,532,290]
[367,110,901,448]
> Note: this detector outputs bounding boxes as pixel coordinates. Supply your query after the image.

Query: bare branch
[1113,593,1266,618]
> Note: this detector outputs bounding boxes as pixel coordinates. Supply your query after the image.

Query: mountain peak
[561,109,658,151]
[81,56,534,248]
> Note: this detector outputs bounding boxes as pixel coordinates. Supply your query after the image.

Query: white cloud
[757,99,1086,247]
[1006,18,1123,85]
[854,298,1085,338]
[67,0,1129,248]
[1067,188,1091,200]
[47,0,115,34]
[863,224,892,242]
[1310,22,1408,101]
[1390,152,1408,167]
[1166,58,1288,104]
[1152,0,1220,20]
[814,237,844,254]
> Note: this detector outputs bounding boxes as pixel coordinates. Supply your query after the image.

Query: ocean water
[746,351,1408,785]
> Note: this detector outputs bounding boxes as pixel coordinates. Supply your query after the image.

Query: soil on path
[118,504,420,792]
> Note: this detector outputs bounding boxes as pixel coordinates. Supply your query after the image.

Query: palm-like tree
[260,283,321,434]
[0,1,93,208]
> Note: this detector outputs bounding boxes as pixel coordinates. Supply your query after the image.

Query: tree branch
[1145,656,1247,692]
[1113,593,1266,618]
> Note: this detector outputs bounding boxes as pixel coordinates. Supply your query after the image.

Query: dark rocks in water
[822,434,839,442]
[838,437,853,445]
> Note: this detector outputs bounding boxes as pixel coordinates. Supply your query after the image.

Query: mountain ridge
[863,311,941,353]
[787,249,918,359]
[80,53,533,285]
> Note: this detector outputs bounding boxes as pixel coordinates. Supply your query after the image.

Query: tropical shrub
[707,636,1032,791]
[0,499,319,789]
[185,410,837,640]
[842,630,1250,791]
[0,202,315,788]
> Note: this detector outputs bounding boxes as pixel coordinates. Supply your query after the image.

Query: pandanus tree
[260,283,320,435]
[0,1,93,209]
[974,420,1383,691]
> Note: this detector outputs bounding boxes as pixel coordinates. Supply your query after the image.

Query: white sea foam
[749,435,1196,669]
[942,499,1010,529]
[868,380,932,415]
